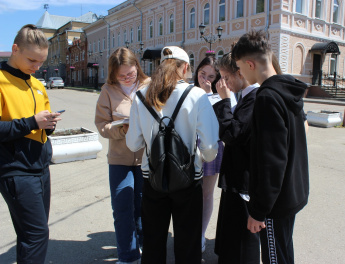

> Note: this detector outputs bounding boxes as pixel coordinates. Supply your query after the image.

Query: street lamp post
[199,23,223,51]
[125,41,144,66]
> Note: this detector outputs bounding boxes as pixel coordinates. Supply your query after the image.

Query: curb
[304,98,345,106]
[63,87,100,93]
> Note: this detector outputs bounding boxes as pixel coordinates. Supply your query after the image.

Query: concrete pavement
[1,89,345,263]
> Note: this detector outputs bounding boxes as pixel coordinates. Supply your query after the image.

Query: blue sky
[0,0,125,52]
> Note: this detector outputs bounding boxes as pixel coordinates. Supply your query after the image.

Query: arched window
[117,33,120,47]
[112,33,115,48]
[93,41,95,52]
[149,21,153,38]
[130,28,133,43]
[190,8,195,28]
[189,54,195,71]
[103,37,105,50]
[159,17,163,36]
[236,0,244,17]
[98,39,100,52]
[217,50,224,60]
[124,30,127,44]
[256,0,264,13]
[169,14,174,33]
[219,0,225,22]
[333,0,339,23]
[204,3,210,25]
[137,26,141,42]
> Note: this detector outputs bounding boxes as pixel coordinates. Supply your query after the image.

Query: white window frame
[149,21,153,38]
[333,0,339,23]
[256,0,265,14]
[137,26,141,42]
[189,54,195,71]
[169,14,174,33]
[330,54,337,76]
[315,0,322,19]
[217,50,224,60]
[236,0,244,18]
[190,7,195,29]
[159,17,163,36]
[219,0,225,22]
[204,3,210,25]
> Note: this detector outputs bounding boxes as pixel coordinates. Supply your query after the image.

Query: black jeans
[260,215,296,264]
[141,178,203,264]
[215,190,260,264]
[0,169,50,264]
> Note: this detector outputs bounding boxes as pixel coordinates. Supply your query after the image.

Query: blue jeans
[109,165,143,262]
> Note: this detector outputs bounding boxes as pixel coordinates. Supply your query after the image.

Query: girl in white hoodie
[126,46,219,264]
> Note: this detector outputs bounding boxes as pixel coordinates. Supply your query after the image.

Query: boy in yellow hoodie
[0,24,61,263]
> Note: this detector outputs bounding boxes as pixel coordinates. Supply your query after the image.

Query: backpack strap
[170,84,194,124]
[136,90,161,124]
[136,84,194,125]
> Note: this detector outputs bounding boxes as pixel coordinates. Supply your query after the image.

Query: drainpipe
[181,0,185,49]
[133,1,143,46]
[265,0,270,36]
[101,16,111,58]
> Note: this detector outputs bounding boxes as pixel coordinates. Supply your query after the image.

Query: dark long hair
[194,56,221,94]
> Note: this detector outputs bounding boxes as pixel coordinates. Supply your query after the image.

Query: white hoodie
[126,80,219,180]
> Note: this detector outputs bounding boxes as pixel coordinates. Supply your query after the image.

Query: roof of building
[36,11,98,30]
[0,52,12,57]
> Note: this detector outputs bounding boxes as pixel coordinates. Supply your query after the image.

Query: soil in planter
[51,128,92,137]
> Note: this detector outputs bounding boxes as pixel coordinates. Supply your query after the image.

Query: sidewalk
[1,89,344,264]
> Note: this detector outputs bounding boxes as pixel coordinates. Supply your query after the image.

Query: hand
[247,215,266,233]
[122,124,129,134]
[216,78,231,99]
[199,76,212,93]
[35,110,62,130]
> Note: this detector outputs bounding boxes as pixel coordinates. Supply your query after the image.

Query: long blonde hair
[146,47,189,110]
[107,47,147,85]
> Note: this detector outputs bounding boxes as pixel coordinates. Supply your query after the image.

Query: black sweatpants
[215,190,260,264]
[141,178,203,264]
[260,215,296,264]
[0,169,51,264]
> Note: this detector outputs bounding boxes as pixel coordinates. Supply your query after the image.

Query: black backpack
[136,85,195,193]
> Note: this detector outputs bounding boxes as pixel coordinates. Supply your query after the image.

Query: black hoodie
[248,74,309,221]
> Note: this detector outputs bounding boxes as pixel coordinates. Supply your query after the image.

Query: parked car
[47,77,64,89]
[37,78,47,87]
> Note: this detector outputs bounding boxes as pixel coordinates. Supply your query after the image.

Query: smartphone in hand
[56,110,65,114]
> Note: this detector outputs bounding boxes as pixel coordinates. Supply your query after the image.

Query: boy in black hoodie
[231,30,309,264]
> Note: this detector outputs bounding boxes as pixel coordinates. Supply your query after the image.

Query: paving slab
[1,89,344,263]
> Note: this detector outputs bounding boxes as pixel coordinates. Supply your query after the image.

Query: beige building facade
[82,0,345,94]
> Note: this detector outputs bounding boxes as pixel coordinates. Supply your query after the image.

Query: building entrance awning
[142,49,162,60]
[310,41,340,54]
[87,63,99,68]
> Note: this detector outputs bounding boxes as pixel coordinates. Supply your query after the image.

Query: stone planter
[48,127,102,164]
[307,110,343,128]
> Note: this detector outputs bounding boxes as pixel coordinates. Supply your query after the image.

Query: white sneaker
[117,259,141,264]
[201,236,206,253]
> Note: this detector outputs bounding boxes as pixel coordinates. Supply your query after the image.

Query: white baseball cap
[160,46,190,64]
